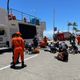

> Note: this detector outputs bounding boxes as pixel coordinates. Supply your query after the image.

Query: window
[0,29,5,35]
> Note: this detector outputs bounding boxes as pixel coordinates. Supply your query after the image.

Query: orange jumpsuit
[12,36,25,64]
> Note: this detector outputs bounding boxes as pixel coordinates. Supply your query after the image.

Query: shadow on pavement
[10,65,27,70]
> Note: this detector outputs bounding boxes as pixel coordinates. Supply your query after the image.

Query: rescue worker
[11,33,16,64]
[11,33,19,64]
[11,32,26,68]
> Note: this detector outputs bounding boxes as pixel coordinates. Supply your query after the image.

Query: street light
[53,8,55,41]
[7,0,10,15]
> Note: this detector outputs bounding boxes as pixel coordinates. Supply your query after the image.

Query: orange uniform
[12,36,25,64]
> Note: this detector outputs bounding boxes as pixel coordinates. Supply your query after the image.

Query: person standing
[11,33,20,64]
[33,35,39,49]
[53,27,58,41]
[69,34,75,45]
[11,32,26,68]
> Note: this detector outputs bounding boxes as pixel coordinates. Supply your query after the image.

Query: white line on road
[0,54,38,71]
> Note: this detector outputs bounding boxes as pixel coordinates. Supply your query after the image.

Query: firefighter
[11,33,20,64]
[11,33,16,64]
[11,32,26,68]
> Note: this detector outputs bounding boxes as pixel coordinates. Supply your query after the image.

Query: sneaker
[10,62,14,64]
[16,61,20,64]
[10,64,15,68]
[21,64,27,68]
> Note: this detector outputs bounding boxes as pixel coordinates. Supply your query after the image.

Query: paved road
[0,48,80,80]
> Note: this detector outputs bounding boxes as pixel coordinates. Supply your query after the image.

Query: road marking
[0,54,38,71]
[0,65,10,71]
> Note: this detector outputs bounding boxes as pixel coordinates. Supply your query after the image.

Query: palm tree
[67,22,78,33]
[67,22,72,32]
[73,27,78,31]
[72,22,78,33]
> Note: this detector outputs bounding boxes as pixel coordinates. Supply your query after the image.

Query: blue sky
[0,0,80,38]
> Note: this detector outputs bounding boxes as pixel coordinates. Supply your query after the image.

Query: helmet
[16,32,22,35]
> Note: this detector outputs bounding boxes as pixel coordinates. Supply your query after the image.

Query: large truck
[57,32,71,41]
[0,8,46,49]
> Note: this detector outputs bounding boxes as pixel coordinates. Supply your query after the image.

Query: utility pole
[53,8,55,40]
[7,0,10,15]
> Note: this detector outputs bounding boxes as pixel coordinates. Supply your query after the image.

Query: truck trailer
[0,8,46,51]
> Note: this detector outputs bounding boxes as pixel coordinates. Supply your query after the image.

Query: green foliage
[73,22,77,26]
[68,22,72,26]
[73,27,78,31]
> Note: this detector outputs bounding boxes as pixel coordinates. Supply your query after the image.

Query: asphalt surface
[0,42,80,80]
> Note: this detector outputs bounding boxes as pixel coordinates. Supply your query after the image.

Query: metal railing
[9,8,40,25]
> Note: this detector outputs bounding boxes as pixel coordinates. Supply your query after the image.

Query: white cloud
[44,30,53,35]
[43,30,53,39]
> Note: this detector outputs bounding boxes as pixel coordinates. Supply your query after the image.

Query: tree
[67,22,78,33]
[72,22,78,33]
[67,22,72,32]
[73,27,78,31]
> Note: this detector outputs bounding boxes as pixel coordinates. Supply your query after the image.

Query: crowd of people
[49,33,79,62]
[10,31,79,69]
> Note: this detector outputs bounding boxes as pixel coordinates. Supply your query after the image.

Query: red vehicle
[57,32,71,41]
[76,35,80,45]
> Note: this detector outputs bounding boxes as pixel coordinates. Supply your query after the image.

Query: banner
[54,27,57,31]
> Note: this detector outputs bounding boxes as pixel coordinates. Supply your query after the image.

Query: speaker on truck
[19,23,37,39]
